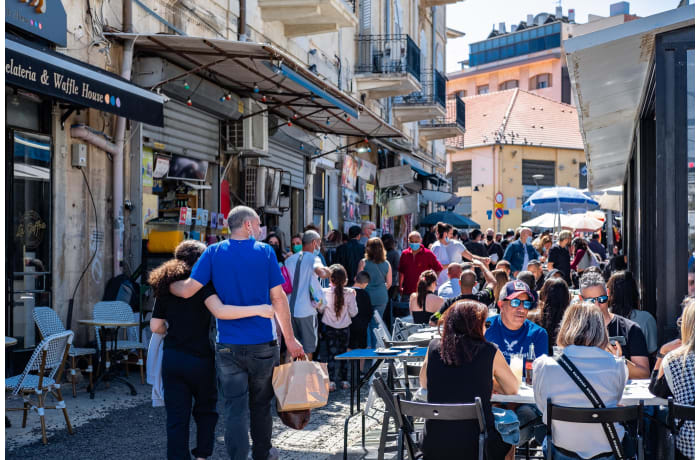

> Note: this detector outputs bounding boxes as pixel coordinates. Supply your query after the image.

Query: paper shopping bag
[272,358,329,412]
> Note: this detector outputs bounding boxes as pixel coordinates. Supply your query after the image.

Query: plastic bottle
[525,343,535,386]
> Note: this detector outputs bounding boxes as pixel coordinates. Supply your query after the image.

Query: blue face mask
[409,242,421,251]
[526,236,533,245]
[313,247,321,256]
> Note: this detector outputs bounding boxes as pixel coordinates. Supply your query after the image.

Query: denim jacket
[503,241,540,273]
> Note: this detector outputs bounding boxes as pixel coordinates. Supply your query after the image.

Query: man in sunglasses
[579,271,650,378]
[487,280,549,448]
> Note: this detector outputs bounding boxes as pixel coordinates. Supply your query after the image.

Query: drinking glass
[509,353,524,384]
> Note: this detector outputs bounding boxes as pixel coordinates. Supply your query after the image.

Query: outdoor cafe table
[335,347,427,460]
[491,379,667,406]
[78,320,139,399]
[5,336,18,348]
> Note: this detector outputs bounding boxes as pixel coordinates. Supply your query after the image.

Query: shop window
[451,160,472,190]
[498,80,519,90]
[477,84,489,95]
[529,73,552,90]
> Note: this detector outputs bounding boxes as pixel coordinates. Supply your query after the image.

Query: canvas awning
[106,33,404,140]
[564,5,694,190]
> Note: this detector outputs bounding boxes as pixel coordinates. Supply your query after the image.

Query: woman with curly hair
[149,240,274,460]
[418,300,519,459]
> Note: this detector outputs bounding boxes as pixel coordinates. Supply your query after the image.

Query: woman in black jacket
[149,240,274,460]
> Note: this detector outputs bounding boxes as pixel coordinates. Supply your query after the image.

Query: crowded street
[4,0,695,459]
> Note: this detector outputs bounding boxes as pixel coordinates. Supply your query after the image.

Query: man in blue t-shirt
[486,280,548,448]
[170,206,304,460]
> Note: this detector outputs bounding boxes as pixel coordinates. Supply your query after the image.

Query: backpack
[103,274,140,313]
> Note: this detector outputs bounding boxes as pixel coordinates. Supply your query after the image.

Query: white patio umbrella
[588,186,622,212]
[523,187,600,231]
[561,213,605,232]
[521,213,562,229]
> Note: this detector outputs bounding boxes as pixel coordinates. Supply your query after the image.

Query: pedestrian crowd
[146,206,694,460]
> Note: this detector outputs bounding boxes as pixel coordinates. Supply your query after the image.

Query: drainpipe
[71,125,119,156]
[112,0,134,276]
[430,6,436,162]
[239,0,247,41]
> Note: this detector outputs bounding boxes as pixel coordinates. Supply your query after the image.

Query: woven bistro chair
[93,301,146,384]
[5,330,74,445]
[33,307,96,397]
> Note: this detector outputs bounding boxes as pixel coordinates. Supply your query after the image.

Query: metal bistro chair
[372,376,406,460]
[545,398,645,460]
[33,307,96,397]
[392,318,423,341]
[5,330,75,445]
[93,301,146,384]
[394,394,489,460]
[667,397,695,460]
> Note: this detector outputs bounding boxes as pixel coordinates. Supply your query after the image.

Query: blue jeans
[543,438,615,460]
[216,341,280,460]
[162,348,218,460]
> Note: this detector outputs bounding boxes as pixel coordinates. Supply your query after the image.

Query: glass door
[6,129,52,348]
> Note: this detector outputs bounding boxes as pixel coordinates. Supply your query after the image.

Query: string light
[287,120,292,127]
[261,95,267,103]
[186,98,193,106]
[300,144,304,150]
[253,84,260,93]
[293,113,298,119]
[220,95,226,102]
[326,118,331,126]
[225,93,232,101]
[183,81,190,90]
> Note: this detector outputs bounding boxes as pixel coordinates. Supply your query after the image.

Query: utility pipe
[239,0,247,41]
[111,0,134,276]
[70,125,119,156]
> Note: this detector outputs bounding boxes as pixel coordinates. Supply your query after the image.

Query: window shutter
[360,0,371,34]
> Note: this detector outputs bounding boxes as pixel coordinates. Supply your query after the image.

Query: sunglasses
[581,295,609,304]
[509,298,535,310]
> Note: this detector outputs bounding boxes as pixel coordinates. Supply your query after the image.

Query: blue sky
[446,0,683,72]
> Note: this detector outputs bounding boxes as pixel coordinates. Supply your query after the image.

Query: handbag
[272,356,329,412]
[277,407,311,430]
[555,354,625,460]
[281,264,293,294]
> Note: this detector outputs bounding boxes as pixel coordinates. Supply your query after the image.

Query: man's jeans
[216,341,280,460]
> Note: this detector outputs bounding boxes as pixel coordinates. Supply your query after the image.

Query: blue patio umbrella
[522,187,599,231]
[420,211,479,228]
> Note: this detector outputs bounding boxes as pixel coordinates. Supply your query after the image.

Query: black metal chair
[545,398,645,460]
[667,397,695,460]
[372,376,405,460]
[394,395,488,460]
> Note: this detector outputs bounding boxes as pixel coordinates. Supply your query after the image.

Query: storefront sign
[378,165,413,188]
[385,194,419,218]
[6,0,67,47]
[6,37,164,126]
[179,207,188,225]
[15,210,47,249]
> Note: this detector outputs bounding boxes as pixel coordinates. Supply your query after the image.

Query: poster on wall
[142,194,158,238]
[342,187,360,222]
[365,183,375,206]
[142,149,154,190]
[357,159,377,182]
[153,156,170,179]
[341,155,358,190]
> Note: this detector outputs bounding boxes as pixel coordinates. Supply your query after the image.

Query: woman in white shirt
[431,222,489,285]
[533,301,627,460]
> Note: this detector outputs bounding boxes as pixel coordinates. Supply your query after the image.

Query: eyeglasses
[581,295,609,304]
[509,298,534,310]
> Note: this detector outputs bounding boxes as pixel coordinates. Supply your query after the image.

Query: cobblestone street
[5,375,383,460]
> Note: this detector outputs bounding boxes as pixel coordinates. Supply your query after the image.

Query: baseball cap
[348,225,362,239]
[499,280,535,302]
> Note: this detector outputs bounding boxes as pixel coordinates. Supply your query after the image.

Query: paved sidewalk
[5,374,384,459]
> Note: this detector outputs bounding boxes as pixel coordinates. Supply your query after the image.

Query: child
[319,265,358,391]
[348,270,374,374]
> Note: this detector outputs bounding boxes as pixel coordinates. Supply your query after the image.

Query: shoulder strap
[555,354,625,460]
[289,253,304,315]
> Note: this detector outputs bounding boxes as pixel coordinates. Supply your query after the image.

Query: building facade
[446,89,585,230]
[5,0,462,360]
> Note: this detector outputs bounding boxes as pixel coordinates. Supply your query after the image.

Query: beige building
[447,88,585,230]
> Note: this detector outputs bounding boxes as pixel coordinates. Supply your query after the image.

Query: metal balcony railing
[421,95,465,129]
[355,34,421,81]
[393,68,446,107]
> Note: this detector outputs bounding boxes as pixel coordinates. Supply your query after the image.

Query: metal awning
[564,5,694,191]
[105,33,404,140]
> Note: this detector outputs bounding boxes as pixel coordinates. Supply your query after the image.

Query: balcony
[445,134,465,152]
[355,35,422,99]
[419,96,465,141]
[258,0,358,37]
[392,69,447,123]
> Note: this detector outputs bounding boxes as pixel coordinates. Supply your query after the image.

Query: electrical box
[71,143,87,168]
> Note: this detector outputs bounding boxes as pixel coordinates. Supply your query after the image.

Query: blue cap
[500,280,535,302]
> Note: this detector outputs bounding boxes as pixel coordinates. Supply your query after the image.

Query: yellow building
[446,88,585,231]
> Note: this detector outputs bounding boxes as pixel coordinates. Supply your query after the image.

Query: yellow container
[147,230,184,254]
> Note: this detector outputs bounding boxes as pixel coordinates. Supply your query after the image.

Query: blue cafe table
[335,347,427,459]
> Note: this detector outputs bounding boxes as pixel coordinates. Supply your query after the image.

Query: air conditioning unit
[243,163,291,213]
[222,98,268,156]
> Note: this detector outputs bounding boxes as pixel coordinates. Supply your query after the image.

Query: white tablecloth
[492,379,667,406]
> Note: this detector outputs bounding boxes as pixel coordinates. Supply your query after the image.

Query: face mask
[292,244,302,253]
[313,247,321,256]
[526,236,533,245]
[472,285,479,295]
[487,235,493,241]
[409,242,421,251]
